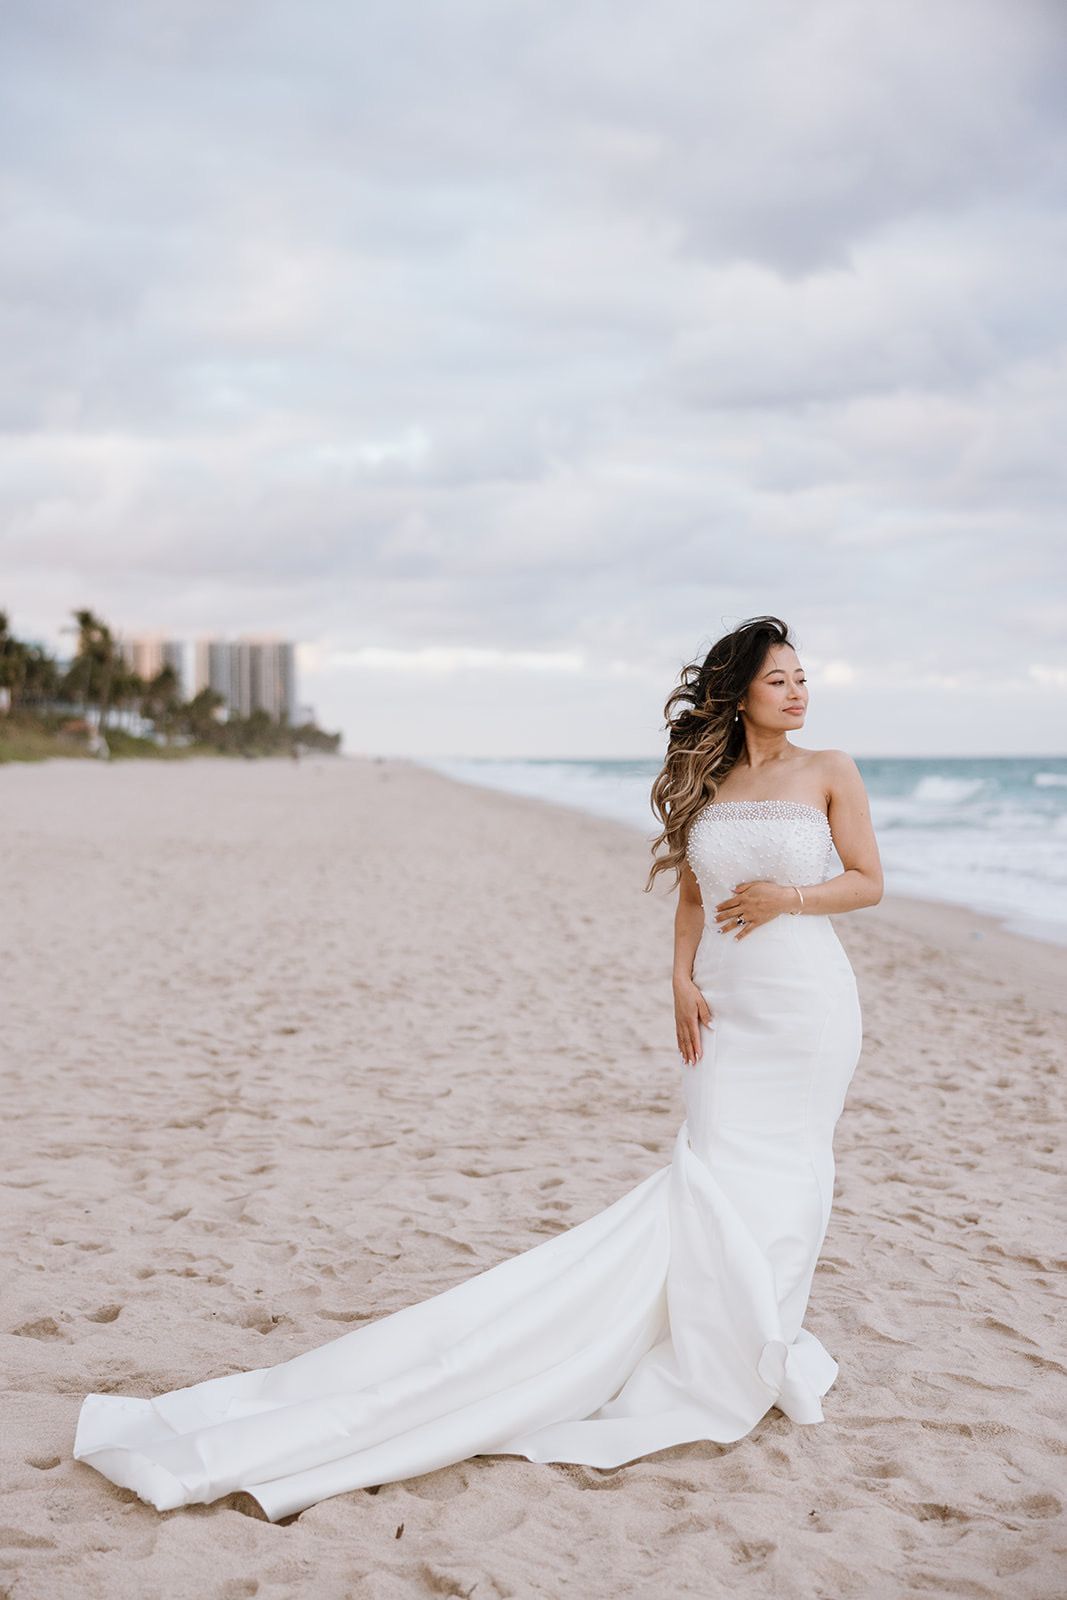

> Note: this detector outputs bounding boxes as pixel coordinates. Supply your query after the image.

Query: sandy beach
[2,754,1064,1600]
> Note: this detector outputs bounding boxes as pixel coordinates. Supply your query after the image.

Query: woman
[73,614,883,1522]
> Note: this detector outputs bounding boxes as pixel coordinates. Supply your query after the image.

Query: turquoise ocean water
[418,755,1067,948]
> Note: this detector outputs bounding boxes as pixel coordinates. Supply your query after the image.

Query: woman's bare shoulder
[810,749,870,810]
[788,746,861,797]
[809,746,862,769]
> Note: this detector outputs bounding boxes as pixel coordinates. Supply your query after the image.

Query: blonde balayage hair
[645,615,796,893]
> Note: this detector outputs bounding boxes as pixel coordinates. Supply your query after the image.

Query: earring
[734,708,741,722]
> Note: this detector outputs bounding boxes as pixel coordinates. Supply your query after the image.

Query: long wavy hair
[645,615,796,892]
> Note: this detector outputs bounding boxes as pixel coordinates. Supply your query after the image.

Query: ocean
[417,755,1067,949]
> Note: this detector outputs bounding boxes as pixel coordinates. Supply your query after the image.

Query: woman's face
[741,645,807,728]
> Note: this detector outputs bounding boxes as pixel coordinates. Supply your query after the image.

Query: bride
[73,613,884,1522]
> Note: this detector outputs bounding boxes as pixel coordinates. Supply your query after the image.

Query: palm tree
[184,686,226,743]
[141,663,182,741]
[64,609,118,726]
[22,643,60,709]
[110,665,146,732]
[0,612,61,712]
[0,611,22,708]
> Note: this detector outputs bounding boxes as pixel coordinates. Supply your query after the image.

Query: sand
[1,754,1064,1600]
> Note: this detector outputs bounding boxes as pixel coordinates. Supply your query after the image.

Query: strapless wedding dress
[73,799,862,1521]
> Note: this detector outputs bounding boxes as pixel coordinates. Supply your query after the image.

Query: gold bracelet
[789,885,804,915]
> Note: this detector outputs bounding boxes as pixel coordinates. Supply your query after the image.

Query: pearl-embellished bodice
[685,799,853,983]
[686,799,836,906]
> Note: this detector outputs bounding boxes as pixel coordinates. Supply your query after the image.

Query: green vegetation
[0,608,342,763]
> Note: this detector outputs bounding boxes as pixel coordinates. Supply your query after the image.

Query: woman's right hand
[673,975,713,1068]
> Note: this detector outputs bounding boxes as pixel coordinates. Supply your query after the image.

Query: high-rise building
[194,638,297,722]
[116,635,188,694]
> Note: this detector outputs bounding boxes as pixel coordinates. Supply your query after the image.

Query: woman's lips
[784,707,804,714]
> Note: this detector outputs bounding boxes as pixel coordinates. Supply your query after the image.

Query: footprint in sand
[12,1316,65,1341]
[0,1527,55,1548]
[85,1304,122,1323]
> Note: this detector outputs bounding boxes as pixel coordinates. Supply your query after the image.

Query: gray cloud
[1,0,1065,754]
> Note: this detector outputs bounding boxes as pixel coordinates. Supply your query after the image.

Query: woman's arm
[790,749,883,915]
[674,860,712,1065]
[673,859,706,980]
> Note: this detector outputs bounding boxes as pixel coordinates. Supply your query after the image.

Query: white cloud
[325,646,587,675]
[1029,664,1067,690]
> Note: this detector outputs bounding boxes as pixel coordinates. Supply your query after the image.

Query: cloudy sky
[3,0,1065,757]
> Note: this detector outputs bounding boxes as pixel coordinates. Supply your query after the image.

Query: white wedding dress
[73,799,862,1522]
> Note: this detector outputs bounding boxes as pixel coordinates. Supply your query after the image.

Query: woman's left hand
[713,880,793,940]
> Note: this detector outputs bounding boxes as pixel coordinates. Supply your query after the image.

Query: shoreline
[400,752,1067,971]
[6,744,1064,956]
[5,743,1062,1008]
[404,748,1067,947]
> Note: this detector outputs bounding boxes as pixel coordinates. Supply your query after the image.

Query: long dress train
[73,799,862,1522]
